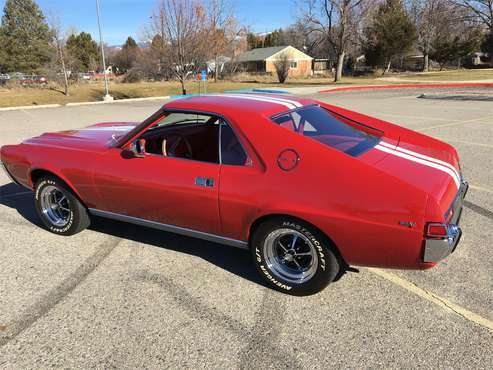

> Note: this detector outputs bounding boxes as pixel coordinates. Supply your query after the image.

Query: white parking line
[368,268,493,332]
[437,138,493,149]
[469,184,493,195]
[377,113,451,122]
[419,116,492,131]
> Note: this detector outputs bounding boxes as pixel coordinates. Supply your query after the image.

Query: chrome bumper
[423,180,468,263]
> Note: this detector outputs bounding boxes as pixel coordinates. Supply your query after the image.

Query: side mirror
[122,138,146,159]
[132,138,146,158]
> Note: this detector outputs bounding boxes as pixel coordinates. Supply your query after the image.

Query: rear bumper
[423,180,468,263]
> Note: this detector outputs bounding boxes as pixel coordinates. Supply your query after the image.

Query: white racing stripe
[375,144,461,189]
[222,93,304,108]
[208,93,301,110]
[379,141,461,181]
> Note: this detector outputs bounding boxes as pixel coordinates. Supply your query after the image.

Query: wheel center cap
[284,253,294,262]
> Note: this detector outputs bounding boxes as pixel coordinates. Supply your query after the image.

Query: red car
[1,94,468,295]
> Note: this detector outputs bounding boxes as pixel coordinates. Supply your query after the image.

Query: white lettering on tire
[282,221,326,271]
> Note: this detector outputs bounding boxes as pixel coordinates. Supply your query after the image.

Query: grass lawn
[391,68,493,81]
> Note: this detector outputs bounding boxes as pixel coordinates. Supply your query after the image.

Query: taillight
[426,223,448,238]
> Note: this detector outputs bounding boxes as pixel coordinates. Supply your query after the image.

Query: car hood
[359,134,461,216]
[24,122,139,150]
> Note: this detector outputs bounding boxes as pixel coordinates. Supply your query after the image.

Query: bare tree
[300,0,367,82]
[205,0,242,82]
[148,0,207,94]
[273,52,291,83]
[452,0,493,31]
[47,15,70,95]
[451,1,493,60]
[410,0,452,71]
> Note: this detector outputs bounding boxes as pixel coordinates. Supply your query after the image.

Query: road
[0,88,492,369]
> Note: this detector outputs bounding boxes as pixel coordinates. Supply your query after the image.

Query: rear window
[272,106,381,156]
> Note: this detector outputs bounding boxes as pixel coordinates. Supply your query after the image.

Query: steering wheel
[166,134,193,159]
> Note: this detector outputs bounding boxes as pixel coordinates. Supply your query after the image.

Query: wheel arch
[30,168,84,202]
[248,213,348,268]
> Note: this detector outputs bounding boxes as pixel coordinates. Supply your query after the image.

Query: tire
[251,217,340,296]
[34,176,90,236]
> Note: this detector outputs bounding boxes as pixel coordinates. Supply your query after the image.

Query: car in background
[0,93,468,296]
[0,73,10,86]
[19,75,48,86]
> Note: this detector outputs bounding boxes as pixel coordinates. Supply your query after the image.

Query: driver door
[91,112,221,235]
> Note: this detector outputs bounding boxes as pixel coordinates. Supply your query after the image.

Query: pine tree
[0,0,52,73]
[65,32,100,72]
[120,36,140,71]
[363,0,416,73]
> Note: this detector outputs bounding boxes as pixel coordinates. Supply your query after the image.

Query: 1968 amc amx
[0,93,468,295]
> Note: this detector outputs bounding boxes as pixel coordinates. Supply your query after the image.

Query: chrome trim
[88,208,249,250]
[424,179,467,263]
[423,224,462,263]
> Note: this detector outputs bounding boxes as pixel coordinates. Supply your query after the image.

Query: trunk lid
[360,135,461,217]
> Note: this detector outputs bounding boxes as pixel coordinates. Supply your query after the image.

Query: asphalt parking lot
[0,88,492,369]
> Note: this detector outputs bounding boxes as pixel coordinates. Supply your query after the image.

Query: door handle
[195,177,215,187]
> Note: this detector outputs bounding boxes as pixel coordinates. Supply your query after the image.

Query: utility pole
[96,0,113,101]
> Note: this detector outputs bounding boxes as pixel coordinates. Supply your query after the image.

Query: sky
[0,0,300,46]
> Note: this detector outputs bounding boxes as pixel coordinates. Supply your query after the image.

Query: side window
[220,122,249,166]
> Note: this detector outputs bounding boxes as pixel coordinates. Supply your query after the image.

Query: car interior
[138,112,249,166]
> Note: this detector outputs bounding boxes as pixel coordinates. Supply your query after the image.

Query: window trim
[116,107,253,167]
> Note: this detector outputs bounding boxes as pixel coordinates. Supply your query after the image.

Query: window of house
[290,61,298,69]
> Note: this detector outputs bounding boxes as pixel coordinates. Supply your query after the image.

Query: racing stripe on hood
[375,142,461,189]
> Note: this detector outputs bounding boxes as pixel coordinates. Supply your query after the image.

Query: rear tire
[251,217,340,296]
[34,176,90,236]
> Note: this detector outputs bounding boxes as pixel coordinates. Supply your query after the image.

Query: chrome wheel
[39,185,72,227]
[263,229,318,284]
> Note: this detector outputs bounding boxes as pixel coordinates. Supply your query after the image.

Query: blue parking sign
[201,70,207,81]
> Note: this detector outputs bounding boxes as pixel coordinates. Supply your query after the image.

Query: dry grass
[390,68,493,82]
[0,80,274,108]
[1,69,491,108]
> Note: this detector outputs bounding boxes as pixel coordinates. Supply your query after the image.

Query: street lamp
[96,0,113,101]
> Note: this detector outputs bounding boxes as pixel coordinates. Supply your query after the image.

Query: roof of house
[236,46,312,63]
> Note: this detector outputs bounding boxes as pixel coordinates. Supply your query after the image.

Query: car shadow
[0,182,266,288]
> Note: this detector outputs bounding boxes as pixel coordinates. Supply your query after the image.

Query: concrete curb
[0,96,172,111]
[65,96,171,107]
[0,104,62,111]
[319,82,493,93]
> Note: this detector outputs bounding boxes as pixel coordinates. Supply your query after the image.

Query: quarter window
[220,122,250,166]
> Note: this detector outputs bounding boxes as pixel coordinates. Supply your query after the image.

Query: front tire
[251,217,340,296]
[34,176,90,236]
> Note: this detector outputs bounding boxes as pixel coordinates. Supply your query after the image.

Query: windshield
[272,106,381,156]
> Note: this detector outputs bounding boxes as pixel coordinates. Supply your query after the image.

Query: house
[206,56,232,74]
[236,46,313,77]
[465,52,492,67]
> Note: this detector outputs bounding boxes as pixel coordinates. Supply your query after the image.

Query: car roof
[162,93,318,119]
